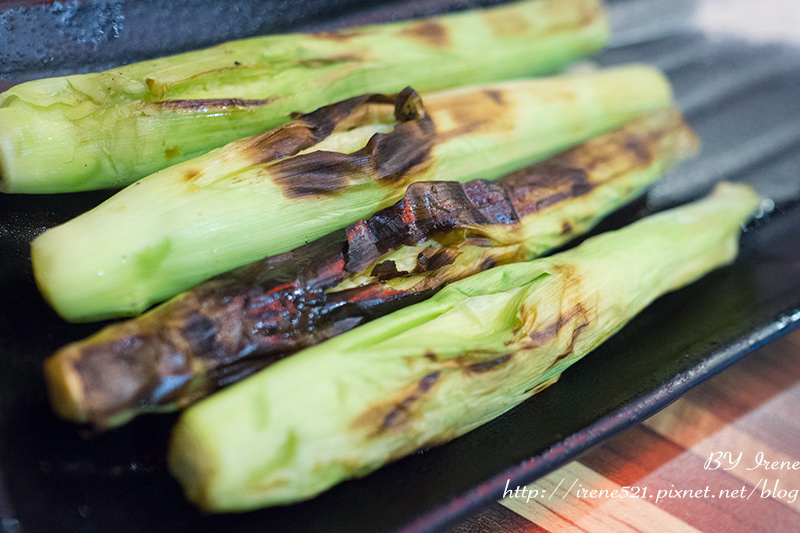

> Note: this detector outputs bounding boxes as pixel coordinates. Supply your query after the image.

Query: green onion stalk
[0,0,609,194]
[31,65,673,322]
[43,107,698,430]
[168,182,762,512]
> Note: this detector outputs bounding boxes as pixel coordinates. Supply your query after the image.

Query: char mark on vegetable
[465,353,513,373]
[528,303,588,347]
[499,122,675,218]
[246,92,395,166]
[380,371,442,430]
[295,54,362,69]
[182,168,202,182]
[554,322,590,364]
[46,107,697,429]
[371,260,405,281]
[503,164,594,217]
[415,247,458,273]
[624,135,655,165]
[429,89,512,143]
[266,151,358,196]
[180,313,219,356]
[399,20,450,48]
[269,87,435,198]
[151,97,277,111]
[344,179,517,272]
[480,257,497,271]
[483,89,505,106]
[73,334,193,420]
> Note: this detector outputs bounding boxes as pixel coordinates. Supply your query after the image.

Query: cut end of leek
[43,348,89,424]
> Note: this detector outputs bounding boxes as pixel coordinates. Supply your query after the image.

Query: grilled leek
[167,182,761,511]
[31,65,673,322]
[43,108,698,429]
[0,0,609,194]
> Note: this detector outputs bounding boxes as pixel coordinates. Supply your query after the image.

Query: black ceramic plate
[2,1,800,532]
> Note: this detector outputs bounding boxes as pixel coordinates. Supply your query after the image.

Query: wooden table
[450,328,800,532]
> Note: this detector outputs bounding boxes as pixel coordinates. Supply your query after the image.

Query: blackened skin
[269,86,436,197]
[53,107,691,428]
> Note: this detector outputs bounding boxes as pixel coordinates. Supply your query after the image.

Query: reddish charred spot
[466,353,512,373]
[182,168,202,182]
[164,146,180,159]
[484,90,504,106]
[344,177,519,274]
[561,221,573,235]
[400,20,450,48]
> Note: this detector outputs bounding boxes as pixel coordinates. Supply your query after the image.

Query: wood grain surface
[451,328,800,532]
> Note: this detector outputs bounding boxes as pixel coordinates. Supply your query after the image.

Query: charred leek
[44,108,698,429]
[31,66,673,322]
[0,0,609,194]
[167,182,761,511]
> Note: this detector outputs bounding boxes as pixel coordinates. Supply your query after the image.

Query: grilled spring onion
[31,65,673,322]
[43,107,698,430]
[0,0,609,194]
[167,182,761,511]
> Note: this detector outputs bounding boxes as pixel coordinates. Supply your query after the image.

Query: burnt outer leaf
[44,107,697,429]
[268,86,436,197]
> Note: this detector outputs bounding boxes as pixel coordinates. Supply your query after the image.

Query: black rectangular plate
[1,1,800,532]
